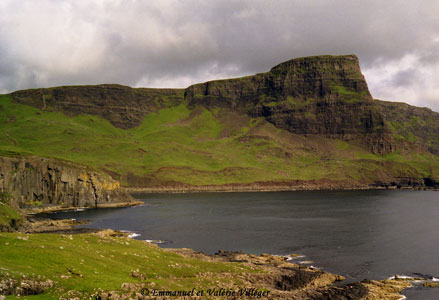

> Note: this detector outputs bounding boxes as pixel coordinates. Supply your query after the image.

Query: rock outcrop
[166,249,410,300]
[0,156,134,209]
[185,55,394,154]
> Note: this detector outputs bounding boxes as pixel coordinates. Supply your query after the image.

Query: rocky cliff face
[186,55,394,154]
[11,85,184,129]
[0,156,134,209]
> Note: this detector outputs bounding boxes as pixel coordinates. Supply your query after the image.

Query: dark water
[43,190,439,299]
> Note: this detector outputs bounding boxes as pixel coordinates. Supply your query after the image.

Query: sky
[0,0,438,111]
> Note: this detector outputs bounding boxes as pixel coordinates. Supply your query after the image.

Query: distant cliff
[11,85,184,129]
[10,56,393,154]
[0,156,135,210]
[376,99,439,155]
[3,55,439,190]
[186,55,394,154]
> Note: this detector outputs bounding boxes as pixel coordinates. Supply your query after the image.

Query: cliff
[2,54,439,190]
[0,156,135,210]
[11,84,184,129]
[185,55,394,154]
[10,56,394,154]
[375,99,439,155]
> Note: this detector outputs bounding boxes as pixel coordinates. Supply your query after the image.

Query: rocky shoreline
[22,200,144,215]
[5,214,415,300]
[6,208,439,299]
[165,248,412,300]
[125,183,438,194]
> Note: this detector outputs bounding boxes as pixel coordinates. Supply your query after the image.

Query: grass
[0,232,255,299]
[1,93,439,187]
[0,193,22,231]
[0,203,23,231]
[329,84,364,103]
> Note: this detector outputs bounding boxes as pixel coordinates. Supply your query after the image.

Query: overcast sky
[1,0,438,110]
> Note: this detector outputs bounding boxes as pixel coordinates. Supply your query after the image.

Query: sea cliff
[0,156,136,211]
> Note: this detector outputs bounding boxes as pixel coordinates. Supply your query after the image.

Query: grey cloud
[421,96,439,112]
[0,0,438,110]
[389,68,419,88]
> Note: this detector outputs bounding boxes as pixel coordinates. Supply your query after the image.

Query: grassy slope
[1,94,439,187]
[0,232,254,299]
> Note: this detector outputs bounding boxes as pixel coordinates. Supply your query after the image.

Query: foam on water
[388,275,414,280]
[285,255,305,261]
[128,233,141,238]
[145,239,167,244]
[119,230,141,239]
[299,260,314,264]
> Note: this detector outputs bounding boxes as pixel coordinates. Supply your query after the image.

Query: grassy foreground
[0,231,255,299]
[1,94,439,187]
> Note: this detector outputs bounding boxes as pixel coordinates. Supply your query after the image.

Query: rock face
[185,55,394,154]
[11,84,184,129]
[0,156,134,209]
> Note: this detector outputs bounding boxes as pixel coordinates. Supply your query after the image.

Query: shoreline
[24,186,439,214]
[124,184,437,194]
[22,200,144,214]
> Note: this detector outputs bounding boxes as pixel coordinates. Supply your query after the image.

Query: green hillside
[1,93,438,188]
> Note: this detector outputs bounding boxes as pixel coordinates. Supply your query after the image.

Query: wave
[299,260,314,264]
[144,239,168,244]
[276,254,306,261]
[387,275,415,280]
[286,255,305,261]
